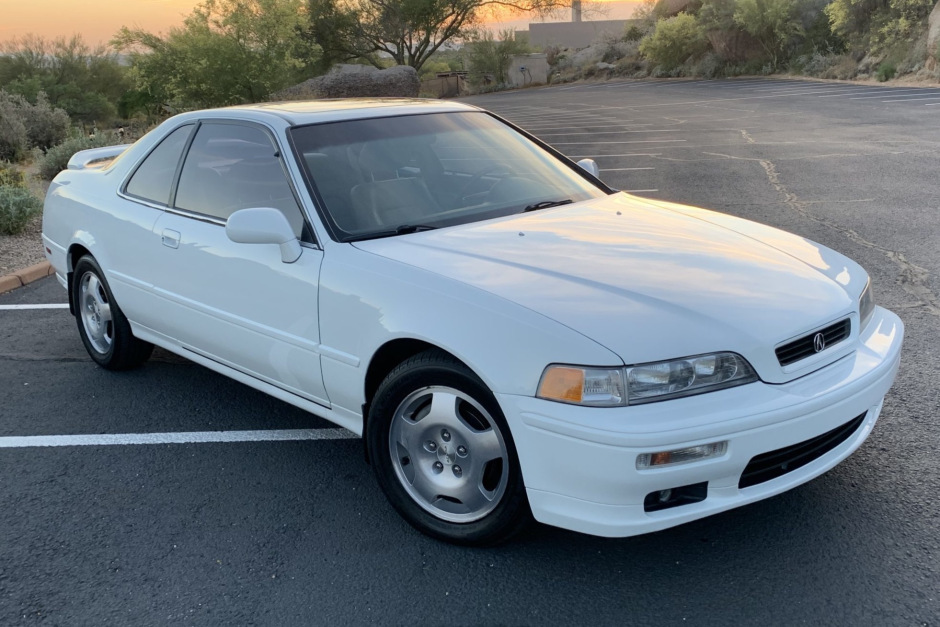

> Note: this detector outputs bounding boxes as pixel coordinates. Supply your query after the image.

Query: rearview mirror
[225,207,302,264]
[576,158,600,178]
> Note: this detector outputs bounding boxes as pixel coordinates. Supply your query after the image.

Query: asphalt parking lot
[2,78,938,625]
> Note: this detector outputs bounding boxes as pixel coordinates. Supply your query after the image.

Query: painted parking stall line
[0,428,357,448]
[0,304,70,310]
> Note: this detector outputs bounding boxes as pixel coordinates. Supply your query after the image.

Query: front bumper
[498,307,903,538]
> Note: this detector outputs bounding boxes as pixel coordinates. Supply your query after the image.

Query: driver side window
[174,122,309,240]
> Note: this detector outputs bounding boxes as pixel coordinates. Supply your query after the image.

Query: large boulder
[706,29,765,63]
[275,64,420,100]
[928,0,940,71]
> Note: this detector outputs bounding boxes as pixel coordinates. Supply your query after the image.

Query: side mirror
[576,158,600,179]
[225,207,302,264]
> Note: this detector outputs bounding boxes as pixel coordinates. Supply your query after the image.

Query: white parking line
[551,140,686,145]
[818,88,923,98]
[535,130,681,136]
[0,428,357,448]
[600,167,656,171]
[0,304,70,310]
[850,91,940,100]
[881,95,940,102]
[568,153,662,158]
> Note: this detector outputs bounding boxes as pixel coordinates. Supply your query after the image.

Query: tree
[305,0,565,71]
[466,29,530,85]
[0,34,130,123]
[639,13,709,70]
[114,0,320,109]
[733,0,803,68]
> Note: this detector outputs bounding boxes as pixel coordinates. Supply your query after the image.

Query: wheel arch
[361,338,480,464]
[66,243,93,316]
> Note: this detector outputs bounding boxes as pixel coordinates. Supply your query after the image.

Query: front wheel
[72,255,153,370]
[367,350,530,546]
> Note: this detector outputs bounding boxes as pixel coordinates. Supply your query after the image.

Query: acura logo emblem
[813,332,826,353]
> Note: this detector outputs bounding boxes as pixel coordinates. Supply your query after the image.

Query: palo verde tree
[305,0,567,71]
[113,0,320,110]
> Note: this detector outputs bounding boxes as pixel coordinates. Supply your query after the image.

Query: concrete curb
[0,261,54,295]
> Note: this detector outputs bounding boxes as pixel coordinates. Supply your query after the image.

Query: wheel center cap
[438,444,455,466]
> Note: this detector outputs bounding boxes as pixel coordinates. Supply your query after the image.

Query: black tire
[367,349,531,546]
[72,255,153,370]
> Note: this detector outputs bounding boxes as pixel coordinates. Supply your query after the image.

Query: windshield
[290,111,609,241]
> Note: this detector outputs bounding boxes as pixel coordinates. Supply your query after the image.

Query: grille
[738,412,866,489]
[775,319,851,367]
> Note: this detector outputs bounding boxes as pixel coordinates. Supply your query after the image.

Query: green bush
[22,92,71,150]
[0,184,43,235]
[0,90,72,161]
[876,61,897,81]
[639,13,709,71]
[38,133,116,180]
[0,161,26,188]
[0,93,29,162]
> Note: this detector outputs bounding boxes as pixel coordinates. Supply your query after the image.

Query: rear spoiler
[67,144,132,170]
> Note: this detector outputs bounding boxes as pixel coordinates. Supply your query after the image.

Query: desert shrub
[0,184,43,235]
[639,13,709,71]
[820,54,859,78]
[876,61,897,80]
[693,52,724,77]
[0,90,72,160]
[21,92,70,150]
[38,133,116,180]
[0,93,29,162]
[0,161,26,187]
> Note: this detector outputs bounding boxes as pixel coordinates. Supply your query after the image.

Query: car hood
[354,193,864,382]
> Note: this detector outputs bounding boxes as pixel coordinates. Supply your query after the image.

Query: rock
[275,64,420,100]
[927,0,940,70]
[655,0,693,18]
[706,29,764,63]
[596,61,616,70]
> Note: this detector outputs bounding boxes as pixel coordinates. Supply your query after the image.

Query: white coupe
[42,99,903,545]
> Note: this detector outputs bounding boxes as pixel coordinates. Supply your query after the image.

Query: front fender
[318,244,622,419]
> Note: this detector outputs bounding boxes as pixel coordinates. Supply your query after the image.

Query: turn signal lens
[537,366,625,406]
[636,442,728,469]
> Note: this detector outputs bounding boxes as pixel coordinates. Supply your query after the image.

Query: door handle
[162,229,180,249]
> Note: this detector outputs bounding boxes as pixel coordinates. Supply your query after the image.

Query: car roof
[192,99,483,126]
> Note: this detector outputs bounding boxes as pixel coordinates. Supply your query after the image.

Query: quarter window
[124,124,194,205]
[175,123,307,239]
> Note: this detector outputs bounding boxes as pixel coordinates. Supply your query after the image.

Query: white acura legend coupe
[42,99,903,545]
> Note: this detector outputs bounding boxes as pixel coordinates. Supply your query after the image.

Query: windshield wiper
[345,224,438,242]
[523,199,573,212]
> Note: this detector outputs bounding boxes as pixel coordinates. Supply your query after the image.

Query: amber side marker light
[636,442,728,470]
[538,367,585,403]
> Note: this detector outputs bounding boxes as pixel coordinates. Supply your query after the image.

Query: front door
[148,120,329,406]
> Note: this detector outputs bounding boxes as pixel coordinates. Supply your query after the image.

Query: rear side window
[124,125,194,205]
[174,123,307,238]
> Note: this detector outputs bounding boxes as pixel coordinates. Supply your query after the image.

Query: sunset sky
[0,0,641,47]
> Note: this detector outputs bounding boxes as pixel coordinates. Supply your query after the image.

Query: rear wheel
[72,255,153,370]
[367,350,530,545]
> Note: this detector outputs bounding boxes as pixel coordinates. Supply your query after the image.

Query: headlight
[859,279,875,329]
[537,353,758,407]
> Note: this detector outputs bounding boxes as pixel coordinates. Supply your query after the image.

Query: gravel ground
[0,213,45,275]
